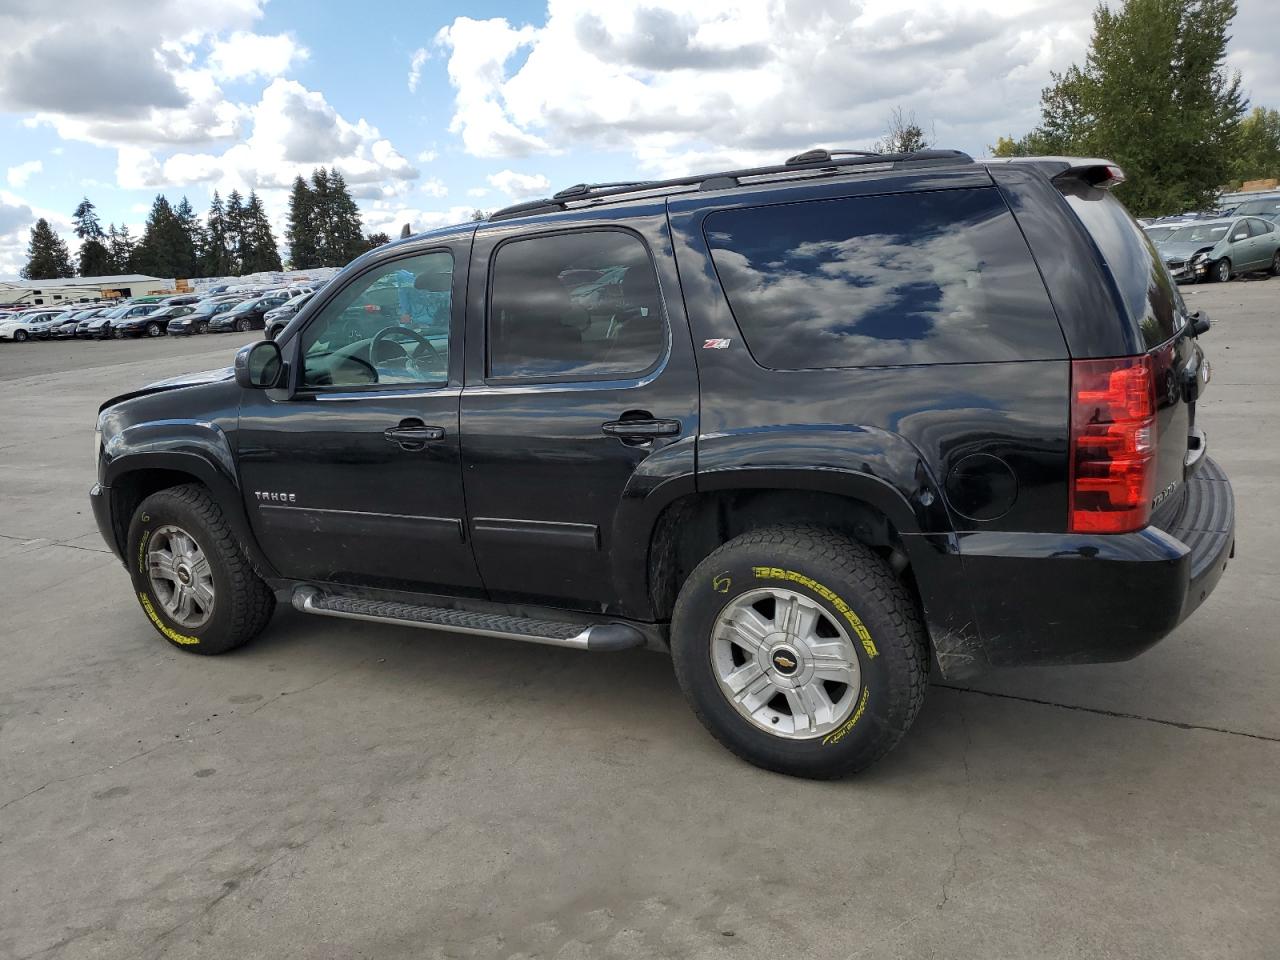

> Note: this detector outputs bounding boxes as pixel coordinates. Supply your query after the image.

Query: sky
[0,0,1276,279]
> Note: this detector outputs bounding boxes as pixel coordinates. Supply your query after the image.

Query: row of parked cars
[1143,194,1280,283]
[0,284,318,344]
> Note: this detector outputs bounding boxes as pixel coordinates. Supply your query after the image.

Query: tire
[112,327,124,339]
[1270,250,1280,277]
[13,329,28,343]
[670,524,928,779]
[126,484,275,655]
[1213,258,1231,283]
[236,317,250,332]
[146,322,162,337]
[197,321,209,335]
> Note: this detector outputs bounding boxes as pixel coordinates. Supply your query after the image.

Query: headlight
[92,424,102,464]
[1191,251,1210,263]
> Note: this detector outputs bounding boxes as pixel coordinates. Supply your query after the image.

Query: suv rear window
[488,230,665,380]
[1059,184,1182,349]
[704,188,1064,369]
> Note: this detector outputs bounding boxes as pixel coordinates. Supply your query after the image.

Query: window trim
[292,247,457,396]
[483,224,670,386]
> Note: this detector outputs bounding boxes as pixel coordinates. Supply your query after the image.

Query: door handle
[601,418,681,440]
[384,421,445,450]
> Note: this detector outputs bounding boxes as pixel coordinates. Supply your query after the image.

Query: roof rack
[487,148,973,221]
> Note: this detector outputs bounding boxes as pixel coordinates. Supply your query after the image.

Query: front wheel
[146,322,162,337]
[1270,250,1280,277]
[1213,258,1232,283]
[127,484,275,655]
[13,329,28,343]
[236,318,250,332]
[671,525,928,779]
[197,320,209,335]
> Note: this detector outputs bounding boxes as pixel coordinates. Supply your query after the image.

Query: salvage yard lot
[1,282,1278,959]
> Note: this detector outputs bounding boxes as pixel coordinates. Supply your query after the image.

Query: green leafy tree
[20,218,75,279]
[1231,106,1280,183]
[325,170,365,265]
[72,198,112,276]
[173,196,203,278]
[285,175,320,269]
[1000,0,1246,215]
[364,231,391,250]
[133,195,192,279]
[874,106,930,154]
[225,190,246,275]
[309,168,332,265]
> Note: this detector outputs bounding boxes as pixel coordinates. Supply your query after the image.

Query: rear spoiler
[985,156,1126,189]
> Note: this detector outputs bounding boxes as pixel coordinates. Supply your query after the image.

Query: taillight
[1069,355,1157,533]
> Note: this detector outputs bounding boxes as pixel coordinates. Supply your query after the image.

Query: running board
[291,587,645,652]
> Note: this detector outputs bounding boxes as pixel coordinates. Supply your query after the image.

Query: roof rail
[487,148,973,222]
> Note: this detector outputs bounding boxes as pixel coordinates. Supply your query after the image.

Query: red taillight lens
[1069,355,1158,533]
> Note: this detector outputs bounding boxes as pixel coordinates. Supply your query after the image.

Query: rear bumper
[952,458,1234,669]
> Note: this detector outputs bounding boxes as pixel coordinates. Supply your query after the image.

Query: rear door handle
[384,422,445,450]
[601,418,681,440]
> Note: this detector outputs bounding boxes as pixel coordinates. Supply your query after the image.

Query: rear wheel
[197,320,209,335]
[13,329,28,343]
[126,484,275,655]
[670,524,928,779]
[236,317,250,332]
[1213,257,1232,283]
[146,322,162,337]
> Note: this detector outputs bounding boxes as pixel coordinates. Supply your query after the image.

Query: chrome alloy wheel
[147,525,215,628]
[710,588,861,739]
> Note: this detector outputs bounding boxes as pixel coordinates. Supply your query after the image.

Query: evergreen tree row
[22,172,389,281]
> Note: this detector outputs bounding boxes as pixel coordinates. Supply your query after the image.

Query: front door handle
[601,418,681,440]
[384,421,445,450]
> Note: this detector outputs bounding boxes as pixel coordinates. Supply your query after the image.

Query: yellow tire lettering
[138,592,199,645]
[712,572,733,594]
[822,687,870,746]
[751,566,878,657]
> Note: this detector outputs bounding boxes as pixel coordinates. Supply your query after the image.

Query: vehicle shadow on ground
[240,606,1219,790]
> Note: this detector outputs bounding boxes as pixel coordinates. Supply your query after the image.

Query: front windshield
[1167,222,1230,243]
[1145,225,1178,241]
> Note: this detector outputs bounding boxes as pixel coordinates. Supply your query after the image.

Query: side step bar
[291,587,646,652]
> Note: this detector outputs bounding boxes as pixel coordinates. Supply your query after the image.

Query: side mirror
[234,340,284,389]
[1231,231,1248,242]
[1189,311,1211,337]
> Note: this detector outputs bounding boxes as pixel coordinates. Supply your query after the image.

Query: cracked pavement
[2,285,1279,960]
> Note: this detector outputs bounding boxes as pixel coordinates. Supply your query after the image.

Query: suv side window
[487,230,665,380]
[704,188,1065,369]
[301,251,453,388]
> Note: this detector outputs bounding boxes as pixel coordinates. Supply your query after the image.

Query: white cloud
[408,47,429,93]
[361,201,479,239]
[116,79,420,199]
[208,31,308,81]
[420,178,448,198]
[467,187,489,197]
[433,0,1279,170]
[6,160,42,188]
[0,188,75,279]
[416,148,438,163]
[487,169,550,199]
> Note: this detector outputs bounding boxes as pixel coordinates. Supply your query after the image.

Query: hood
[1156,241,1216,260]
[145,366,234,389]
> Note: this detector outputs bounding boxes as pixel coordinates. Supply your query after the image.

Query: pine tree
[286,175,320,269]
[107,224,137,274]
[20,218,75,280]
[72,197,112,276]
[326,170,365,266]
[1004,0,1246,216]
[202,192,232,278]
[225,190,246,275]
[133,195,191,279]
[174,196,202,279]
[309,168,332,265]
[240,191,283,273]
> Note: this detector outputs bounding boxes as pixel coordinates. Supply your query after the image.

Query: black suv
[90,149,1234,778]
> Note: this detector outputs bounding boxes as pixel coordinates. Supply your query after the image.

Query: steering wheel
[370,324,443,369]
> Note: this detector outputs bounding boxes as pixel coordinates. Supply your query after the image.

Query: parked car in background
[208,293,288,333]
[1156,216,1280,282]
[159,294,201,307]
[114,304,196,338]
[263,291,315,339]
[50,312,84,339]
[0,310,64,342]
[1227,196,1280,222]
[84,302,155,339]
[1143,222,1188,243]
[168,298,238,336]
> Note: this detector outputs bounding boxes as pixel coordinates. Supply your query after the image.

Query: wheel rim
[15,331,26,342]
[146,524,215,628]
[710,587,862,740]
[148,324,160,336]
[1218,260,1229,281]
